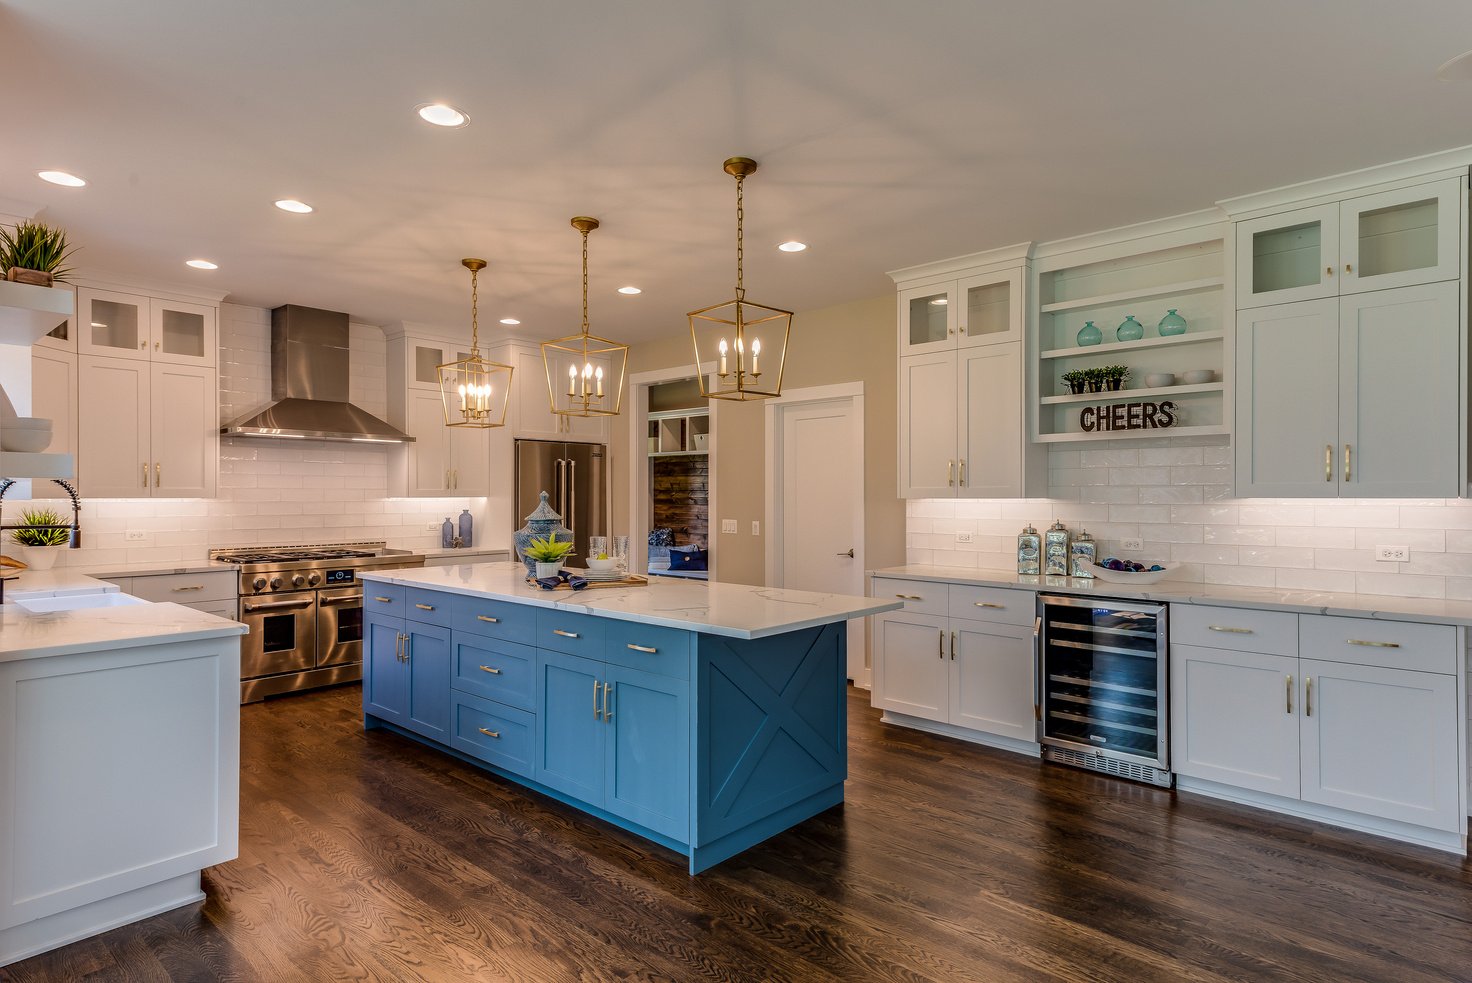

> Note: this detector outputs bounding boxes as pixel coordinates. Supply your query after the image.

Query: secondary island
[359,563,901,873]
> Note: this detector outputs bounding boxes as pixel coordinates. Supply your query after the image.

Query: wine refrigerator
[1036,594,1171,787]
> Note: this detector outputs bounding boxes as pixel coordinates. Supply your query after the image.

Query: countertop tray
[526,574,649,591]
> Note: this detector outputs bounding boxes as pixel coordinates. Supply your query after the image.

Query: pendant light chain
[581,226,591,336]
[735,173,745,302]
[468,265,481,355]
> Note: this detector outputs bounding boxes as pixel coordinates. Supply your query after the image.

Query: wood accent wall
[651,457,709,547]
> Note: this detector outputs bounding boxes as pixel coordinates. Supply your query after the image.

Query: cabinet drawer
[872,577,947,617]
[1300,615,1456,674]
[452,596,535,645]
[364,584,405,619]
[537,609,606,657]
[449,691,535,778]
[127,570,235,603]
[603,620,691,679]
[452,635,535,710]
[1173,605,1298,657]
[947,584,1031,626]
[405,588,453,627]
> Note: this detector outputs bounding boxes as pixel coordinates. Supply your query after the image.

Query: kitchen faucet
[0,477,82,604]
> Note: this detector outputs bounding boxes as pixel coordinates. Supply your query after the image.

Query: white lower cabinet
[950,618,1035,742]
[873,611,948,722]
[1172,645,1300,799]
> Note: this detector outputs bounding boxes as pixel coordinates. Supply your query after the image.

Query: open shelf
[0,451,75,479]
[1041,383,1223,405]
[1038,276,1223,314]
[1040,331,1224,361]
[1035,424,1228,444]
[0,281,74,347]
[649,450,708,458]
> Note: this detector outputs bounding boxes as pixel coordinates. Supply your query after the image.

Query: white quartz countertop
[362,564,902,639]
[0,601,245,662]
[870,564,1472,628]
[417,546,512,560]
[3,569,123,598]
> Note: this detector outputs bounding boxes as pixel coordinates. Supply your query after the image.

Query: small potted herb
[524,532,575,578]
[1060,369,1087,395]
[7,507,69,570]
[1083,367,1106,393]
[1101,365,1130,392]
[0,221,77,287]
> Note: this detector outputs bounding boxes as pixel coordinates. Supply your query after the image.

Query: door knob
[836,548,855,558]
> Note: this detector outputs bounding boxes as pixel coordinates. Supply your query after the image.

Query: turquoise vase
[1076,320,1102,347]
[1116,315,1144,342]
[1158,309,1187,336]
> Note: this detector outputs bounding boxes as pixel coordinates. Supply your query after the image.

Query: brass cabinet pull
[399,632,410,663]
[476,615,500,623]
[393,632,402,662]
[477,727,501,739]
[895,594,922,601]
[1344,443,1351,482]
[1325,265,1333,276]
[627,643,657,654]
[142,462,148,487]
[603,684,614,723]
[155,341,160,351]
[155,461,161,487]
[974,601,1004,609]
[947,460,954,486]
[938,629,944,659]
[950,630,956,661]
[415,603,435,611]
[592,680,602,717]
[373,595,392,603]
[171,585,205,592]
[1325,444,1332,481]
[1286,675,1293,714]
[478,665,502,675]
[1347,638,1400,648]
[1345,263,1352,273]
[445,469,451,490]
[553,629,580,639]
[1305,677,1313,717]
[1208,625,1253,634]
[959,459,966,487]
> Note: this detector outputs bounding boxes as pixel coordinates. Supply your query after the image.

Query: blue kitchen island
[358,563,900,873]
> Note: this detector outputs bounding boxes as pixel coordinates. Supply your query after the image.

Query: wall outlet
[955,531,974,544]
[1376,545,1409,562]
[425,521,439,532]
[721,519,737,534]
[1121,538,1144,551]
[751,520,761,536]
[124,530,147,542]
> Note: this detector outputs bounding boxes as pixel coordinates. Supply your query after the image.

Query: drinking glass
[611,535,630,571]
[588,536,609,561]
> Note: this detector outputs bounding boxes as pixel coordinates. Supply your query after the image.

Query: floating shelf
[649,450,709,458]
[0,451,75,480]
[1040,383,1223,405]
[1039,331,1224,361]
[1034,425,1228,444]
[648,407,709,421]
[0,281,73,347]
[1038,277,1224,314]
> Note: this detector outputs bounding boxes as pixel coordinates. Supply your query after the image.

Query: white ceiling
[4,1,1472,342]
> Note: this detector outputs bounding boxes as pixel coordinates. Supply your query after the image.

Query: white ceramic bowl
[1,428,52,453]
[6,416,52,429]
[586,556,619,572]
[1144,373,1175,388]
[1181,369,1215,385]
[1088,562,1176,585]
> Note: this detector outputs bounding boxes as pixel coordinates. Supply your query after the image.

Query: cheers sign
[1079,400,1177,433]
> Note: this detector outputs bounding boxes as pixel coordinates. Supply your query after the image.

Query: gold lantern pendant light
[542,216,628,418]
[688,156,792,401]
[438,258,514,428]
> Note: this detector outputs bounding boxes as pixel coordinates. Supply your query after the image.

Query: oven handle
[318,594,364,606]
[242,598,315,613]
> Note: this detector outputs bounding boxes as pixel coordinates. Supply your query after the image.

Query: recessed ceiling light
[185,259,218,270]
[777,240,807,252]
[274,199,313,213]
[617,286,642,295]
[499,318,520,325]
[1436,49,1472,80]
[416,103,469,127]
[929,297,948,306]
[37,170,86,187]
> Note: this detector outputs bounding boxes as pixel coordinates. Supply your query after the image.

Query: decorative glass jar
[514,490,573,576]
[1157,309,1188,336]
[1116,315,1144,342]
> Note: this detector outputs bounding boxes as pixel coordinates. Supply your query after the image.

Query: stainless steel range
[211,542,424,702]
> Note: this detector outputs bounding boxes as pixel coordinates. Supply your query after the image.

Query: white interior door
[770,392,866,683]
[78,356,150,498]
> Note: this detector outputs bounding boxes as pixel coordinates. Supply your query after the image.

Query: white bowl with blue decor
[1089,561,1176,585]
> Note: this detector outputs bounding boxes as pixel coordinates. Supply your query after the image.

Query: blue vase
[441,518,454,549]
[1116,315,1144,342]
[1158,309,1187,336]
[513,491,573,576]
[458,508,474,549]
[1076,320,1102,347]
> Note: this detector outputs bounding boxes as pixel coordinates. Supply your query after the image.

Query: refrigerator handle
[569,458,577,538]
[555,458,566,521]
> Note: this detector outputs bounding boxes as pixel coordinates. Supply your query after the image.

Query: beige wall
[611,293,904,587]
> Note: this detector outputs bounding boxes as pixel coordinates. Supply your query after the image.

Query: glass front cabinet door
[897,283,957,356]
[77,288,149,360]
[898,269,1022,357]
[1338,178,1462,295]
[1235,203,1341,309]
[149,298,216,366]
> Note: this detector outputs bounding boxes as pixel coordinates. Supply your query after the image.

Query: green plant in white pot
[524,532,574,579]
[9,507,69,570]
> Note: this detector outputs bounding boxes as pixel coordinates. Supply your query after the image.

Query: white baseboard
[878,711,1040,758]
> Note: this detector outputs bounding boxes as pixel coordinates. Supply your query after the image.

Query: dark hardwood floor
[6,684,1472,982]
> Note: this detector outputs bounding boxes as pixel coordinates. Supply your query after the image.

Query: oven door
[239,591,317,680]
[316,586,365,668]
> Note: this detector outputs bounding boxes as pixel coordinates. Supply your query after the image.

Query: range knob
[252,577,267,592]
[269,576,283,590]
[307,572,322,587]
[291,574,306,588]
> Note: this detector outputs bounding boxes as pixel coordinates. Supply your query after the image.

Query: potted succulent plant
[7,507,69,570]
[1101,365,1131,392]
[524,532,575,578]
[0,220,77,287]
[1083,367,1106,393]
[1060,369,1087,395]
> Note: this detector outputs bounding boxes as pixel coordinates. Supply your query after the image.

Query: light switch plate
[124,530,147,542]
[1375,545,1409,562]
[721,519,738,534]
[1121,538,1144,551]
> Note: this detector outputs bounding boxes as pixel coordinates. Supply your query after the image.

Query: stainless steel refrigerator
[514,439,608,563]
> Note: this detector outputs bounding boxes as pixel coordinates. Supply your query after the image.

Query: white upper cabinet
[149,298,216,366]
[1236,178,1462,308]
[898,284,956,357]
[149,363,216,498]
[509,343,608,440]
[387,333,494,497]
[76,357,216,499]
[897,352,958,498]
[956,344,1023,499]
[898,269,1021,358]
[76,288,216,367]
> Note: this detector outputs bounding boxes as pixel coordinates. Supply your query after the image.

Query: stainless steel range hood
[220,305,414,443]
